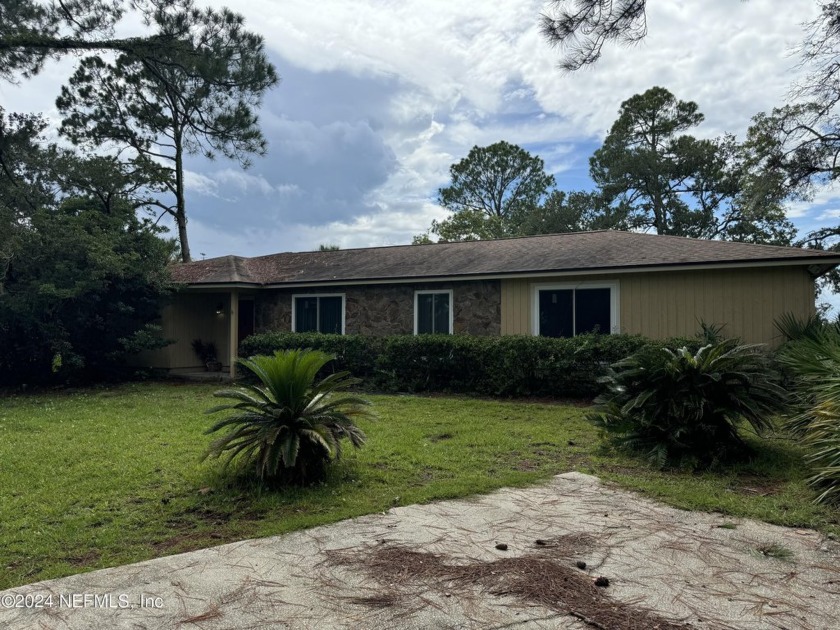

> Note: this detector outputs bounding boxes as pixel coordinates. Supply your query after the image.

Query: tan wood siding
[501,277,530,335]
[167,292,232,370]
[501,267,816,346]
[134,292,233,370]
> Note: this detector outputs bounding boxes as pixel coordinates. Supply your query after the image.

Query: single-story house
[145,230,840,377]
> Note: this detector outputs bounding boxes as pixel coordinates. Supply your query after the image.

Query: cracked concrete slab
[1,472,838,629]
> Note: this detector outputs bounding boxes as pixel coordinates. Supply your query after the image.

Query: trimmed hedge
[240,332,381,378]
[240,332,703,399]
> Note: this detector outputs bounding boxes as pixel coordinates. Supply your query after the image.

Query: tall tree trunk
[174,129,190,262]
[649,125,667,234]
[652,189,665,234]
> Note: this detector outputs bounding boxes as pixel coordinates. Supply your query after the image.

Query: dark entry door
[238,299,255,343]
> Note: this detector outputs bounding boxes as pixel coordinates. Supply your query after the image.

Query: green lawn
[0,381,837,590]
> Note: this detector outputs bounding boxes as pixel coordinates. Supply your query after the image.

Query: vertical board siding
[501,266,815,346]
[502,278,530,335]
[151,291,232,370]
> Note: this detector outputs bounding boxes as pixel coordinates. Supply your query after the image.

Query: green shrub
[203,349,371,484]
[374,334,488,393]
[240,331,704,399]
[0,199,173,386]
[591,340,787,468]
[375,333,668,397]
[777,329,840,503]
[240,332,382,378]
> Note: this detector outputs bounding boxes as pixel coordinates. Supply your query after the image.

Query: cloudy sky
[1,0,838,260]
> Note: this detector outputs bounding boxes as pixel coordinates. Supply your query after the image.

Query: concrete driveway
[1,472,838,629]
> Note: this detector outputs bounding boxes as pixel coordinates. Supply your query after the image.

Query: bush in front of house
[203,349,371,485]
[240,331,703,398]
[0,198,173,386]
[590,340,787,468]
[776,325,840,504]
[374,333,674,397]
[240,332,383,378]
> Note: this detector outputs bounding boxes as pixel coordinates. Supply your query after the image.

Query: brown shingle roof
[170,231,840,286]
[169,255,256,284]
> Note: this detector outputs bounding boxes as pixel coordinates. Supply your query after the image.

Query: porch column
[229,289,239,379]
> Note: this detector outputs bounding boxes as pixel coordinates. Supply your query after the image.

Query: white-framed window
[291,293,345,334]
[414,289,454,335]
[531,282,619,337]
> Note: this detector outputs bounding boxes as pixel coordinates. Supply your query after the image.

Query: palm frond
[779,331,840,504]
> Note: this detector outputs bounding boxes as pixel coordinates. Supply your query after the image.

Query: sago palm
[203,349,371,484]
[777,329,840,504]
[591,341,786,468]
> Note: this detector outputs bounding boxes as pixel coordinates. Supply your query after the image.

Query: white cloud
[788,182,840,219]
[214,169,299,197]
[221,0,819,142]
[5,0,837,256]
[818,209,840,220]
[183,171,220,197]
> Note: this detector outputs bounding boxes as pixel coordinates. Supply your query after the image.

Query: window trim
[531,281,620,336]
[291,293,346,334]
[413,289,454,335]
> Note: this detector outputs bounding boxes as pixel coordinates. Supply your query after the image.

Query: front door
[238,299,255,343]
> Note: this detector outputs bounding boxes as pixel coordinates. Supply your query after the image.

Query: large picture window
[414,290,453,335]
[292,294,345,334]
[533,283,618,338]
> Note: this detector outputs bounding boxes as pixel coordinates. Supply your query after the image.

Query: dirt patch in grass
[151,530,212,553]
[327,534,691,630]
[182,506,233,524]
[406,391,593,408]
[731,475,784,497]
[520,396,594,408]
[66,550,101,568]
[598,463,649,478]
[515,459,539,471]
[410,466,454,486]
[238,508,269,522]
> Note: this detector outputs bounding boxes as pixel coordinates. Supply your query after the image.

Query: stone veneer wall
[254,280,501,336]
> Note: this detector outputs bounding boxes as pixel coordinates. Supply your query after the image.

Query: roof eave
[173,282,261,290]
[246,256,840,289]
[808,262,840,278]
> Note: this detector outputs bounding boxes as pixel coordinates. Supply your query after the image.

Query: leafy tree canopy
[417,94,794,246]
[0,108,174,386]
[516,190,634,235]
[591,86,796,244]
[1,0,214,81]
[52,0,278,262]
[539,2,838,247]
[541,0,649,71]
[745,5,840,257]
[420,141,555,241]
[1,1,279,263]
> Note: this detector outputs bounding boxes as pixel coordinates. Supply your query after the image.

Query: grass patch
[0,382,837,589]
[753,542,795,561]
